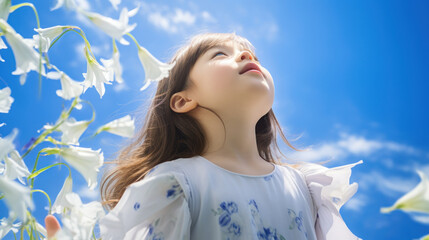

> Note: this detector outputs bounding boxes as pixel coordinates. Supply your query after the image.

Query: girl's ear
[170,91,198,113]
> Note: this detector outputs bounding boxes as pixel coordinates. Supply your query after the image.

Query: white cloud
[343,194,367,212]
[137,2,214,34]
[172,8,196,25]
[77,184,98,200]
[201,11,216,23]
[288,132,421,163]
[147,8,197,34]
[359,170,419,197]
[75,0,91,10]
[148,11,178,33]
[113,81,129,92]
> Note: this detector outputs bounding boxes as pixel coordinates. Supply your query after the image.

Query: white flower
[82,45,113,98]
[109,0,121,10]
[0,19,46,85]
[57,117,91,145]
[0,37,7,62]
[0,128,18,162]
[0,175,35,223]
[3,149,30,185]
[58,146,103,190]
[50,0,77,11]
[78,6,139,45]
[0,86,14,113]
[381,170,429,214]
[137,45,176,91]
[35,220,47,239]
[33,25,67,53]
[53,192,105,239]
[95,114,135,138]
[0,217,21,239]
[100,41,123,84]
[0,0,11,20]
[46,70,83,100]
[51,175,73,215]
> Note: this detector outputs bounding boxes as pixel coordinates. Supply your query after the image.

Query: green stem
[10,2,43,99]
[30,189,52,214]
[126,32,141,49]
[28,162,72,188]
[48,26,81,51]
[21,96,80,159]
[73,28,96,59]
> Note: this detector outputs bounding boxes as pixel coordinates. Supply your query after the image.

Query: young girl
[47,32,363,240]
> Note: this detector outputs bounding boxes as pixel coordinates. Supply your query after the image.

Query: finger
[45,215,61,238]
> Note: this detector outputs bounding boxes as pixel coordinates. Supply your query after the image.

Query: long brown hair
[100,32,310,210]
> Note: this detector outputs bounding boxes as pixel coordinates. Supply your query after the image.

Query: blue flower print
[263,174,274,181]
[249,199,259,212]
[147,166,159,176]
[219,212,232,226]
[248,199,286,240]
[220,201,238,215]
[228,222,241,235]
[133,202,140,211]
[288,209,308,239]
[211,201,242,239]
[165,176,183,199]
[144,218,165,240]
[257,227,286,240]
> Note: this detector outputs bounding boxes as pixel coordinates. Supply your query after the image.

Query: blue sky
[1,0,428,239]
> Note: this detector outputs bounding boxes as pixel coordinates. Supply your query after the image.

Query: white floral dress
[99,155,363,240]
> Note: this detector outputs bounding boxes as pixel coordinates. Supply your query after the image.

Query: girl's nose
[238,50,253,61]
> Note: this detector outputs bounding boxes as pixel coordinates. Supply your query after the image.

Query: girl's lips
[244,69,263,75]
[239,62,262,74]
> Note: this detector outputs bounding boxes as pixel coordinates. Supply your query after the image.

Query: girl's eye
[213,51,226,58]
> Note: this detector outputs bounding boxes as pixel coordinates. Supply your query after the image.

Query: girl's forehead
[209,40,249,51]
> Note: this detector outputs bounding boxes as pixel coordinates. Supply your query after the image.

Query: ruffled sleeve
[295,160,363,240]
[99,162,192,240]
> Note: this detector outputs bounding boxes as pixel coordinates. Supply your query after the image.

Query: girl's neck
[189,107,264,166]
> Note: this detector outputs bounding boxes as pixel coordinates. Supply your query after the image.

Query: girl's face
[187,40,274,122]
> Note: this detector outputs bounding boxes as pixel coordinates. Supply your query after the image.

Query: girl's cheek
[210,65,236,88]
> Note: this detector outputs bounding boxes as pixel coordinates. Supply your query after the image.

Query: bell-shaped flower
[0,86,14,113]
[57,146,104,190]
[0,175,35,223]
[57,117,91,145]
[137,45,176,91]
[46,70,83,100]
[100,41,123,84]
[381,170,429,214]
[33,25,67,53]
[51,175,73,215]
[0,128,18,162]
[78,6,139,45]
[53,192,105,239]
[95,114,134,138]
[0,0,11,20]
[35,221,47,239]
[0,217,21,239]
[0,37,6,62]
[82,45,113,98]
[50,0,77,11]
[3,149,30,185]
[109,0,121,10]
[0,19,46,85]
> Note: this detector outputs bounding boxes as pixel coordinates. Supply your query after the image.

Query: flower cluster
[0,0,175,239]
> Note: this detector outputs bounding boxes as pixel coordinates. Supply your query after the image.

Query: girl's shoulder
[145,156,198,178]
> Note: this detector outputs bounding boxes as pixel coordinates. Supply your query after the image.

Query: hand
[45,214,61,239]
